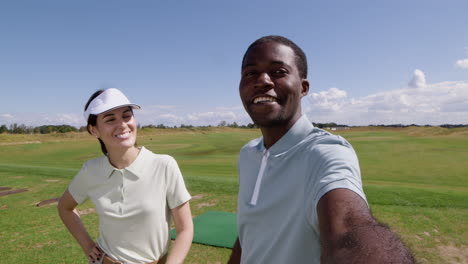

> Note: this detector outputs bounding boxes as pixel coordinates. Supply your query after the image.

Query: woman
[58,88,193,264]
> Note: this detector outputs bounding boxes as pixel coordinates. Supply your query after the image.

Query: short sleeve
[165,157,191,209]
[68,162,91,204]
[306,139,367,229]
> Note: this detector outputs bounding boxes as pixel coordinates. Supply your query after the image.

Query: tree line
[369,124,468,128]
[1,122,467,134]
[0,122,257,134]
[142,121,258,129]
[0,124,82,134]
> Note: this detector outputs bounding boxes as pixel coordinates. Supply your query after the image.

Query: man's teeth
[253,97,277,104]
[116,132,130,139]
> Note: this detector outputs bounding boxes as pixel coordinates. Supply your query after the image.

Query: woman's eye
[105,119,115,123]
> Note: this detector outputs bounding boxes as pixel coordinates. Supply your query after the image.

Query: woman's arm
[166,201,193,264]
[228,238,242,264]
[57,190,103,263]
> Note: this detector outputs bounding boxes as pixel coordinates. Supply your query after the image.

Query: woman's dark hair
[84,90,108,155]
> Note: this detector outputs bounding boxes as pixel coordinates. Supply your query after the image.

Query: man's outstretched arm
[317,188,415,264]
[227,238,242,264]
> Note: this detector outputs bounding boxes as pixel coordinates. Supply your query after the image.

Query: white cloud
[188,111,236,122]
[307,88,348,112]
[3,69,467,127]
[45,114,82,126]
[455,58,468,69]
[303,71,468,125]
[144,105,178,110]
[1,113,14,119]
[0,112,83,127]
[135,105,250,126]
[153,114,184,126]
[408,69,427,88]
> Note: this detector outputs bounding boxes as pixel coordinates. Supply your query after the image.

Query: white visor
[83,88,140,121]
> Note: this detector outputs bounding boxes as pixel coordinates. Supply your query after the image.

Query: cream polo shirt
[68,147,191,264]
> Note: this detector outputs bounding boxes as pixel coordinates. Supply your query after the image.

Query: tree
[229,122,239,128]
[0,124,7,133]
[218,120,227,127]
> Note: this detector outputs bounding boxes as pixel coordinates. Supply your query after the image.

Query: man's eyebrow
[242,63,256,70]
[123,109,132,114]
[271,61,285,65]
[242,61,287,70]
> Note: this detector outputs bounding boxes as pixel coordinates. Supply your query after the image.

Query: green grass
[0,127,467,263]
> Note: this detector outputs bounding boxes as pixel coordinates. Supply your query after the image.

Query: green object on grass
[171,211,237,248]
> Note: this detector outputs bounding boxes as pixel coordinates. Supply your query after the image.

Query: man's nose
[254,72,274,89]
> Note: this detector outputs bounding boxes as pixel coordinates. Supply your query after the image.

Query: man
[228,35,414,264]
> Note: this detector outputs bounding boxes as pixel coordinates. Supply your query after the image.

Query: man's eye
[273,69,287,75]
[105,119,115,123]
[243,71,257,77]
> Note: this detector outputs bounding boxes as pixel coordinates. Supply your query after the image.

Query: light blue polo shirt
[237,115,366,264]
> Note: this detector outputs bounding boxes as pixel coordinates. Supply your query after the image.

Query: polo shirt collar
[102,147,149,178]
[257,115,314,155]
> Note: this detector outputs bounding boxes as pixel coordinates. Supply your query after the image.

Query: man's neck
[260,115,301,149]
[261,126,290,149]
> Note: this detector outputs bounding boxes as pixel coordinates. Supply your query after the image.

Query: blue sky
[1,0,468,127]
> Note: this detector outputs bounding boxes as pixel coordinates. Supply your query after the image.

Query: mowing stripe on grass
[0,189,28,197]
[365,185,467,209]
[0,163,78,178]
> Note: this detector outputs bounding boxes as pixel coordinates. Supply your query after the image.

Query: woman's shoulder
[141,147,177,165]
[82,154,110,170]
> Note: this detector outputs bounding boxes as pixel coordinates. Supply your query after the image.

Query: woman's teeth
[116,132,130,139]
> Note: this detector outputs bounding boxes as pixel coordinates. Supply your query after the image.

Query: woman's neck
[107,146,141,169]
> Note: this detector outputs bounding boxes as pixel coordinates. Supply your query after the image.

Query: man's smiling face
[239,41,309,129]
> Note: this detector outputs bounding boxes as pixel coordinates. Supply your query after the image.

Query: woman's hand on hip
[86,243,103,263]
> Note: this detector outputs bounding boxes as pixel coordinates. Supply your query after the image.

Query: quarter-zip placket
[250,149,270,206]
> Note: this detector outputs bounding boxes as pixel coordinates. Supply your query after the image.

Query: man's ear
[301,79,310,97]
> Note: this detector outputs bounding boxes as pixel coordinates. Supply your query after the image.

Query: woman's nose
[118,119,128,128]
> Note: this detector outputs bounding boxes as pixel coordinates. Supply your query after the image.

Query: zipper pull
[250,149,269,206]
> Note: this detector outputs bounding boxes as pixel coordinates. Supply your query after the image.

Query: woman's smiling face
[89,106,137,152]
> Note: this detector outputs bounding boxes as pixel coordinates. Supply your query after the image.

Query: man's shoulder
[299,129,360,170]
[295,128,357,164]
[304,128,353,149]
[240,136,263,152]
